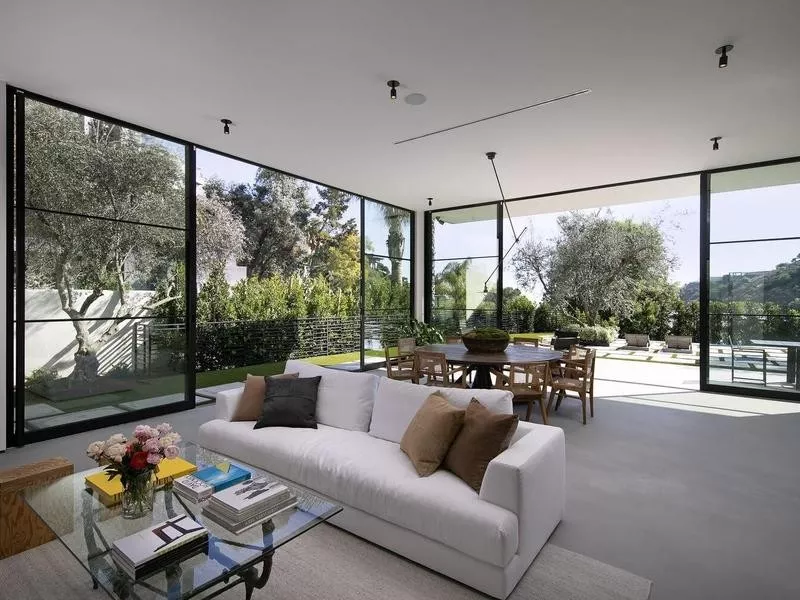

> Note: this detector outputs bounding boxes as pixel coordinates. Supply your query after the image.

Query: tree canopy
[512,211,675,325]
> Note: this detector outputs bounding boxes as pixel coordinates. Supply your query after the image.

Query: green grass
[510,332,554,341]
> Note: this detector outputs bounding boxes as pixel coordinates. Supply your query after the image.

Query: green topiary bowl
[462,328,510,353]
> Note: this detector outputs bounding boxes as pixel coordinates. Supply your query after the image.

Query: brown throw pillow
[444,399,519,492]
[400,393,465,476]
[231,373,299,421]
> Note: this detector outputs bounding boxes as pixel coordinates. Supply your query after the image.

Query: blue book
[174,462,251,500]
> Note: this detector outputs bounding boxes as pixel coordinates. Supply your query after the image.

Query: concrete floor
[2,380,799,599]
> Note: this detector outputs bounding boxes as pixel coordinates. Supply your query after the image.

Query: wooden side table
[0,457,73,558]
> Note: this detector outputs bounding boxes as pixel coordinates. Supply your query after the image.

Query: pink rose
[146,453,162,465]
[164,445,180,459]
[133,425,150,440]
[156,423,172,435]
[142,438,160,452]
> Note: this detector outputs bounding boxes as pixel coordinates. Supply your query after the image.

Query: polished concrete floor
[1,386,799,600]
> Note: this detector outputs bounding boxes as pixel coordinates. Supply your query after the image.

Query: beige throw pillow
[231,373,299,421]
[444,398,519,492]
[400,393,465,476]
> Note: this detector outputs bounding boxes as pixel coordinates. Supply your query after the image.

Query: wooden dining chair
[415,350,466,388]
[548,348,596,424]
[384,347,418,383]
[494,362,550,423]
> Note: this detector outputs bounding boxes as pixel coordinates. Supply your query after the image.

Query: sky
[195,148,800,298]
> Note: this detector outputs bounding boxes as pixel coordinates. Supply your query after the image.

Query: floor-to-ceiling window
[363,199,413,368]
[428,204,500,332]
[703,162,800,397]
[6,87,415,444]
[10,91,192,443]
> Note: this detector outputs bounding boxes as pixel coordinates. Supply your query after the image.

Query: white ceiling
[2,0,799,212]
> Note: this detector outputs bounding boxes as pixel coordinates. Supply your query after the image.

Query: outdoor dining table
[417,343,564,389]
[749,339,800,388]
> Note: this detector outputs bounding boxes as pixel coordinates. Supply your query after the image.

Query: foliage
[578,325,618,345]
[533,302,567,332]
[512,211,675,325]
[619,282,683,340]
[394,319,445,346]
[25,367,59,387]
[463,327,510,342]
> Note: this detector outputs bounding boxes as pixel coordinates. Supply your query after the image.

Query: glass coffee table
[23,443,341,599]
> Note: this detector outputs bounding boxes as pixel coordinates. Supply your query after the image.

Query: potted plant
[87,423,181,519]
[462,328,511,353]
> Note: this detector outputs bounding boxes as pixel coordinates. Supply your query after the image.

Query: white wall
[1,82,7,451]
[22,290,155,378]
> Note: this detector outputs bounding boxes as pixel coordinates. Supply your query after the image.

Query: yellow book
[84,458,197,507]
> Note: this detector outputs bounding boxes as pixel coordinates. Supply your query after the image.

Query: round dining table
[418,343,564,389]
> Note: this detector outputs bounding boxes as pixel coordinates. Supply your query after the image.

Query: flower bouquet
[87,423,181,518]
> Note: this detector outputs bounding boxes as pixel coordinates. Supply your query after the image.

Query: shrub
[578,325,618,345]
[25,367,59,387]
[392,319,445,346]
[533,302,566,332]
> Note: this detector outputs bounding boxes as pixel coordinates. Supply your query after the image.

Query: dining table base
[470,365,494,389]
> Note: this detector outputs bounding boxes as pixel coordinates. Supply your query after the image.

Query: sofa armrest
[215,388,243,421]
[480,422,565,560]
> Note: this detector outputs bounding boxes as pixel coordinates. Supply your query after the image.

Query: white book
[112,514,207,568]
[174,475,214,500]
[209,478,290,514]
[202,498,298,535]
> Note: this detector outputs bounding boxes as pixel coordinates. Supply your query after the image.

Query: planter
[462,328,510,353]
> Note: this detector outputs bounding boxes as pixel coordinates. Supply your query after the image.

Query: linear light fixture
[394,88,591,145]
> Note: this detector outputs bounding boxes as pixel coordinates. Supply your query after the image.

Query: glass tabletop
[24,442,341,599]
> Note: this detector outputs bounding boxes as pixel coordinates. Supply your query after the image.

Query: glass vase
[122,472,155,519]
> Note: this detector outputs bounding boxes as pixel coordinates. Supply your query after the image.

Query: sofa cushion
[254,376,321,429]
[444,399,519,492]
[232,373,299,422]
[284,360,378,431]
[369,376,513,444]
[400,393,465,476]
[199,420,519,567]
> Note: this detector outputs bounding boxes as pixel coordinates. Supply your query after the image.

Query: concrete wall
[22,289,155,379]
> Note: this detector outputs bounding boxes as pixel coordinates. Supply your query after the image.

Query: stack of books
[112,514,208,579]
[202,477,297,534]
[173,462,251,502]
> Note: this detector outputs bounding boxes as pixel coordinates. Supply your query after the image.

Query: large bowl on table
[462,328,511,353]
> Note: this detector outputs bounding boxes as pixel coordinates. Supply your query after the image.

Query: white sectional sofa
[198,360,565,599]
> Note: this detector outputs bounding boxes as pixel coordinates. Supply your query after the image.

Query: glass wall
[705,163,800,395]
[14,95,191,439]
[363,199,413,367]
[429,204,499,333]
[6,87,415,444]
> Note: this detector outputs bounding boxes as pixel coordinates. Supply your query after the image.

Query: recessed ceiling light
[405,93,427,106]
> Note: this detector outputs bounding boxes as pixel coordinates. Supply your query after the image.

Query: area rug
[0,524,652,600]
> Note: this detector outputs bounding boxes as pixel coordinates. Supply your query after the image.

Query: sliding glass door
[702,162,800,397]
[9,91,193,443]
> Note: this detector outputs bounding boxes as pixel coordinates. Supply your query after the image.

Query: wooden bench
[0,457,73,558]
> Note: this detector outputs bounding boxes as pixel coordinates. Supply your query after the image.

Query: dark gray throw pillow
[253,376,321,430]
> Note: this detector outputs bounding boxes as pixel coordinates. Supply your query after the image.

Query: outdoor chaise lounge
[623,333,651,351]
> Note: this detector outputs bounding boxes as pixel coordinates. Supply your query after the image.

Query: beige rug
[0,524,652,600]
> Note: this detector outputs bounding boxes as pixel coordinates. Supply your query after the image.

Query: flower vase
[122,472,155,519]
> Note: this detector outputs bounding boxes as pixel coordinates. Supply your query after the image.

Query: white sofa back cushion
[283,360,379,432]
[369,377,513,444]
